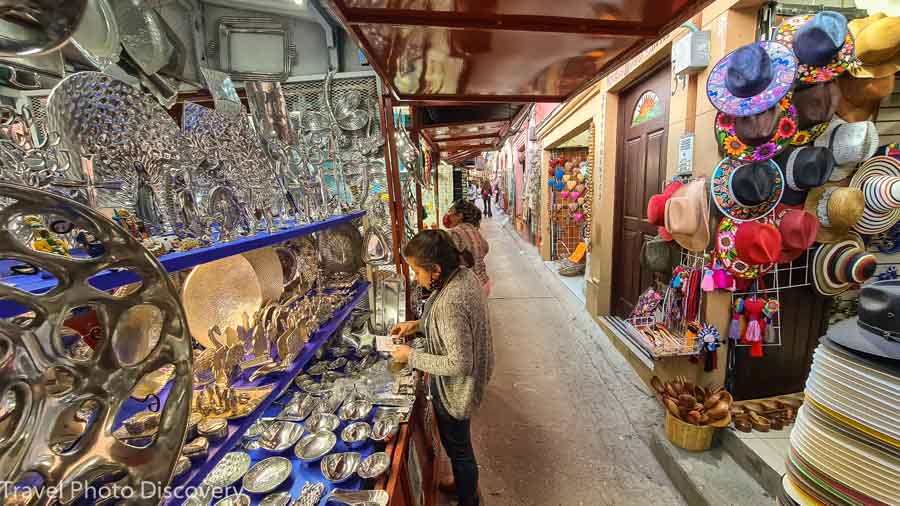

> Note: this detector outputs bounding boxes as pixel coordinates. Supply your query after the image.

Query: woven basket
[665,411,716,451]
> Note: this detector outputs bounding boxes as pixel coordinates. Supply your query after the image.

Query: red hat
[659,226,674,242]
[773,205,819,262]
[735,221,782,265]
[647,181,684,227]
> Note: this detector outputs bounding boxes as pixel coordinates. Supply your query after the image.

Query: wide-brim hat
[775,12,855,83]
[735,220,782,265]
[772,204,819,262]
[814,117,879,166]
[849,155,900,235]
[848,13,900,79]
[828,280,900,360]
[711,158,784,221]
[716,96,797,162]
[776,146,835,205]
[647,180,683,227]
[707,41,797,117]
[836,73,896,122]
[804,184,865,243]
[665,178,710,252]
[716,217,775,279]
[812,232,876,296]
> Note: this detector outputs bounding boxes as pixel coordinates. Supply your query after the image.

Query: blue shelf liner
[138,282,377,505]
[0,211,365,318]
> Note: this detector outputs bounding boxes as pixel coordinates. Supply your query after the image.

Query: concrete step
[648,425,774,506]
[719,427,789,498]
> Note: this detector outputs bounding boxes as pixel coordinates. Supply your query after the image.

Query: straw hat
[803,184,865,243]
[811,232,876,296]
[849,155,900,235]
[774,11,855,83]
[707,42,797,117]
[848,13,900,79]
[813,117,879,166]
[711,158,784,221]
[665,179,710,252]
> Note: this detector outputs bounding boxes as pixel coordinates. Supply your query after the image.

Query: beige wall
[538,0,768,388]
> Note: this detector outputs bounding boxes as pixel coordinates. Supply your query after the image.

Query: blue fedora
[707,42,797,117]
[794,11,848,67]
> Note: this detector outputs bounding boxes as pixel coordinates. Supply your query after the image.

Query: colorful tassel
[701,267,715,292]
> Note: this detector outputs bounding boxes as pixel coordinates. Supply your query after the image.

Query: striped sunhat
[849,156,900,235]
[812,232,877,296]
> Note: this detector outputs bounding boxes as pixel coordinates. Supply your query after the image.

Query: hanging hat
[790,82,839,146]
[813,117,879,166]
[848,13,900,79]
[827,280,900,360]
[665,178,710,252]
[707,41,797,117]
[711,158,784,221]
[774,146,835,205]
[849,156,900,235]
[836,73,896,122]
[716,218,775,279]
[647,180,683,227]
[875,143,900,161]
[812,232,877,296]
[735,221,782,265]
[772,204,819,262]
[804,184,865,243]
[774,11,855,83]
[717,96,798,161]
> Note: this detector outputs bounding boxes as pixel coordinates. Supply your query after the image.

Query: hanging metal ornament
[0,183,192,503]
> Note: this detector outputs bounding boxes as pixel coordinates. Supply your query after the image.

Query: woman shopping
[390,230,494,506]
[443,199,491,297]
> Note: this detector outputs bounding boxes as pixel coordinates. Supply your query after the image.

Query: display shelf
[164,281,370,505]
[0,211,365,318]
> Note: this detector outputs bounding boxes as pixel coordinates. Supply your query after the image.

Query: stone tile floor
[435,212,685,506]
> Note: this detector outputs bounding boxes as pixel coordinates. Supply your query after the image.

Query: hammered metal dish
[294,431,337,462]
[339,399,373,422]
[258,421,304,453]
[182,255,263,347]
[320,452,362,483]
[215,494,251,506]
[370,416,400,442]
[358,452,390,479]
[259,491,292,506]
[243,456,292,494]
[341,422,371,447]
[202,451,251,489]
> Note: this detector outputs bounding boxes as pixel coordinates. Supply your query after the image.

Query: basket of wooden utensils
[651,376,733,451]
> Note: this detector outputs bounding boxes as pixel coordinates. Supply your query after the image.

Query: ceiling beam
[340,7,661,36]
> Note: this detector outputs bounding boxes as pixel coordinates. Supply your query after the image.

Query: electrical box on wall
[672,30,710,76]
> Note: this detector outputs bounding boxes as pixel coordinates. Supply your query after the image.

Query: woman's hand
[390,320,420,338]
[391,345,412,363]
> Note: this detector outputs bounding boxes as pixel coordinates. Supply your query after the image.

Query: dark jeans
[482,197,492,217]
[433,388,480,506]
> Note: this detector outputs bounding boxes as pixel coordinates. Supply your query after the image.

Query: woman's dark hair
[449,199,482,228]
[403,230,464,284]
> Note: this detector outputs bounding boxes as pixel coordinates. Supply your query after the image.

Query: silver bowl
[215,494,250,506]
[305,413,340,433]
[320,452,362,483]
[242,456,293,494]
[259,491,292,506]
[338,399,373,422]
[294,430,337,463]
[279,394,318,422]
[258,421,304,453]
[358,451,390,479]
[370,416,400,442]
[341,422,371,447]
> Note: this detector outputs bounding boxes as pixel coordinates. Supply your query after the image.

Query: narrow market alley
[436,210,686,506]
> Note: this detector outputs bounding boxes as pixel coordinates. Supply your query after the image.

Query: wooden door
[611,65,671,318]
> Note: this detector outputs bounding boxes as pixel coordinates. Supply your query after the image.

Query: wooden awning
[414,104,525,163]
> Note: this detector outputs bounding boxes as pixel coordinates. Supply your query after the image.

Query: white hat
[814,117,879,166]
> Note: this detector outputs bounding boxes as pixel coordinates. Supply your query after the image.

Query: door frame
[610,61,672,316]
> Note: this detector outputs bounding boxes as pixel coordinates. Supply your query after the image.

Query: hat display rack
[546,148,591,263]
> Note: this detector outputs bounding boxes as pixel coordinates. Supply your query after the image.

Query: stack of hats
[547,158,588,224]
[781,280,900,505]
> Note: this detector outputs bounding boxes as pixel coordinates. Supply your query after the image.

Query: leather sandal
[749,411,771,432]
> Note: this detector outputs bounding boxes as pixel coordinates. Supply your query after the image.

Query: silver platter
[258,421,304,453]
[358,451,390,479]
[243,456,292,494]
[320,452,361,484]
[294,431,336,462]
[304,412,340,433]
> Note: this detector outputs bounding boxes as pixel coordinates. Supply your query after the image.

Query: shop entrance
[611,64,671,318]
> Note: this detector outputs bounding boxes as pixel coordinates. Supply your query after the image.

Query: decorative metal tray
[294,431,337,462]
[202,451,251,489]
[243,456,292,494]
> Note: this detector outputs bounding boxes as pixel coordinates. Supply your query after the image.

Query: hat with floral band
[716,218,776,279]
[716,96,797,161]
[774,11,855,83]
[849,155,900,235]
[790,81,839,146]
[803,183,865,243]
[707,42,797,117]
[711,158,784,221]
[812,232,877,296]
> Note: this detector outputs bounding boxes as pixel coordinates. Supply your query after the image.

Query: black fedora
[775,146,836,205]
[827,280,900,361]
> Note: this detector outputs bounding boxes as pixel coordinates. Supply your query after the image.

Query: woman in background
[443,199,491,298]
[480,180,493,217]
[391,230,494,506]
